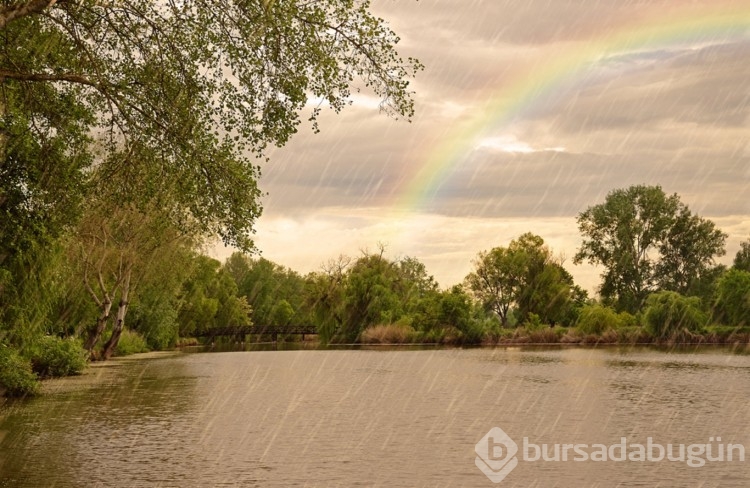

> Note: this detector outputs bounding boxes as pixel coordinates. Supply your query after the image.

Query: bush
[459,320,487,344]
[31,336,88,378]
[114,329,150,356]
[616,326,653,344]
[522,313,545,332]
[527,327,565,343]
[360,324,419,344]
[575,305,624,335]
[421,328,446,344]
[0,345,40,397]
[644,291,707,340]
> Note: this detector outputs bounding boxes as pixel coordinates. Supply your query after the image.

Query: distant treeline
[1,185,748,397]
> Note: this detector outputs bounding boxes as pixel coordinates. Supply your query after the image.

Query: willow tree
[0,0,422,251]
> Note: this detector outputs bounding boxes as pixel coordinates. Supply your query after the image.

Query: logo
[475,427,746,484]
[475,426,519,484]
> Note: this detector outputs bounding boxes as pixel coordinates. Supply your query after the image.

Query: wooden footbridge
[195,325,318,342]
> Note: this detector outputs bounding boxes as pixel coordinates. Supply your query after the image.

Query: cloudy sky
[218,0,750,293]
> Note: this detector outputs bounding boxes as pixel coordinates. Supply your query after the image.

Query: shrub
[575,304,623,335]
[114,329,150,356]
[616,326,653,344]
[459,320,487,344]
[31,336,88,378]
[360,324,419,344]
[0,345,40,397]
[421,328,446,344]
[644,291,707,340]
[527,327,565,344]
[485,326,515,344]
[522,313,545,332]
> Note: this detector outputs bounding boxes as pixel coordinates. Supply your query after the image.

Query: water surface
[0,346,748,487]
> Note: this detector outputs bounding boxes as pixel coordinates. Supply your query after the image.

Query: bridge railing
[195,325,318,339]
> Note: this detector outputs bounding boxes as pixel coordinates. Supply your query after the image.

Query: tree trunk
[101,268,131,360]
[84,298,112,353]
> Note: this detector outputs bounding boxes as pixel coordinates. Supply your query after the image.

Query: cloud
[236,0,750,292]
[213,209,749,295]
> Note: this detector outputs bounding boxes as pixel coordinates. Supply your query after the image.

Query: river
[1,345,748,487]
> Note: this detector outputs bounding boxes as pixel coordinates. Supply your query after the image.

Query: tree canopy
[575,185,726,312]
[0,0,422,251]
[734,238,750,272]
[0,0,422,358]
[465,233,579,326]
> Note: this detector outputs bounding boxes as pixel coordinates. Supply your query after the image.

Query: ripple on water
[0,346,748,487]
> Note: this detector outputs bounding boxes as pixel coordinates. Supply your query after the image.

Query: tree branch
[0,0,62,29]
[0,69,97,87]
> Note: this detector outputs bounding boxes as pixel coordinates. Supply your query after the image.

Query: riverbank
[357,323,750,346]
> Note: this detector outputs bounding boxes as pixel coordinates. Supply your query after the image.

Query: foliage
[0,344,39,397]
[113,329,150,357]
[122,244,195,350]
[522,313,545,332]
[465,233,575,326]
[575,304,637,335]
[0,242,69,349]
[305,256,350,344]
[438,286,474,333]
[360,324,419,344]
[704,325,750,343]
[734,238,750,272]
[127,300,179,351]
[72,189,190,358]
[0,0,421,251]
[0,80,92,274]
[575,185,726,313]
[230,254,309,327]
[178,255,252,337]
[340,251,404,340]
[464,246,519,325]
[458,320,488,344]
[643,291,707,339]
[713,269,750,326]
[30,336,87,378]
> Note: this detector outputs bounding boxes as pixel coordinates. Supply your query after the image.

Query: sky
[216,0,750,293]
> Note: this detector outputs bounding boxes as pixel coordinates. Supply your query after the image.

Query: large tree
[575,185,726,312]
[0,0,422,251]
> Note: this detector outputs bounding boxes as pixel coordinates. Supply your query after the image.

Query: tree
[341,249,403,340]
[575,185,726,312]
[644,291,707,339]
[734,238,750,272]
[1,0,422,251]
[509,234,576,325]
[177,256,223,338]
[465,233,575,326]
[177,255,251,338]
[228,254,308,327]
[75,197,187,359]
[305,255,351,343]
[657,206,728,294]
[465,247,521,326]
[713,269,750,326]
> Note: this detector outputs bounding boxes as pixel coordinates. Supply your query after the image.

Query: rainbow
[394,2,750,214]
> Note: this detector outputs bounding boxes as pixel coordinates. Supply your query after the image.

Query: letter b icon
[475,427,519,484]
